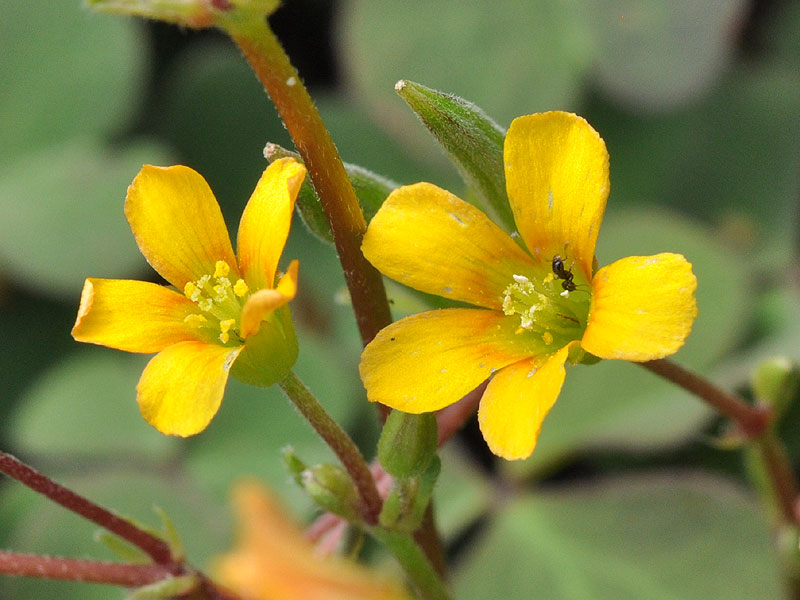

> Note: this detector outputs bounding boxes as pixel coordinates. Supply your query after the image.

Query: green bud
[264,143,398,244]
[751,357,800,421]
[379,456,441,533]
[394,80,513,231]
[300,464,361,522]
[125,574,198,599]
[378,410,438,478]
[281,446,308,482]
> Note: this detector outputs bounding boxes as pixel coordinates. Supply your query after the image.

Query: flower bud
[264,143,397,244]
[378,410,437,479]
[300,463,361,522]
[394,80,513,231]
[751,356,800,422]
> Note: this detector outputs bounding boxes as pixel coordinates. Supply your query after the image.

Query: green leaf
[0,3,145,159]
[341,0,592,132]
[394,81,513,231]
[454,475,780,599]
[589,0,748,110]
[8,349,177,459]
[0,137,171,298]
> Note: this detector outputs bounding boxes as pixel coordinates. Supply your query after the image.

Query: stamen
[184,313,208,326]
[184,281,201,302]
[542,332,554,345]
[214,260,231,278]
[233,279,249,297]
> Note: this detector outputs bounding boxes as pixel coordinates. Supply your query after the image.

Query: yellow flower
[214,480,411,600]
[359,112,698,460]
[72,158,306,436]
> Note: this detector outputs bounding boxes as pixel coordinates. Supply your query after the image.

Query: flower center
[183,260,251,345]
[501,262,590,347]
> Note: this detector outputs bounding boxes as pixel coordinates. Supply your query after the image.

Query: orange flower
[214,481,411,600]
[72,158,305,436]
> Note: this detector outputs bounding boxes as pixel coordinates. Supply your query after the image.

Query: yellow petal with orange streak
[581,253,698,361]
[362,182,537,310]
[504,112,609,281]
[72,278,196,353]
[478,343,574,460]
[237,158,306,290]
[125,165,238,289]
[359,309,542,413]
[137,341,241,436]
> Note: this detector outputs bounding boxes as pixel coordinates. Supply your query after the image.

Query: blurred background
[0,1,798,598]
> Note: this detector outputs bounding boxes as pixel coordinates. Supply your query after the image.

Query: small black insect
[551,254,576,292]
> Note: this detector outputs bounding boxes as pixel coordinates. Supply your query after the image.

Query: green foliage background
[0,0,799,597]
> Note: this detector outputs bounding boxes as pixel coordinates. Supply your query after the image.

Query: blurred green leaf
[340,0,592,161]
[0,3,145,160]
[8,349,178,459]
[589,0,747,111]
[454,475,780,599]
[156,43,292,224]
[0,137,171,297]
[433,446,493,539]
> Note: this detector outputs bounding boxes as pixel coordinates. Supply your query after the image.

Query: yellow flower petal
[125,165,239,289]
[504,112,610,280]
[239,260,299,339]
[359,309,540,413]
[137,341,242,436]
[478,343,573,460]
[72,278,196,352]
[581,253,698,361]
[214,480,411,600]
[362,182,537,310]
[237,158,306,290]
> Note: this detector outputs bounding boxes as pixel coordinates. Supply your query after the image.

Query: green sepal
[282,445,308,483]
[751,356,800,424]
[153,505,184,562]
[264,143,398,244]
[283,448,361,522]
[394,80,513,231]
[378,410,438,478]
[94,530,151,564]
[231,305,298,388]
[379,456,441,533]
[124,574,198,600]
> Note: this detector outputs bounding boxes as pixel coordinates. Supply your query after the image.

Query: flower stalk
[278,371,382,524]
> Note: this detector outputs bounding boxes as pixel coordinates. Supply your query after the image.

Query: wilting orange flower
[214,480,411,600]
[72,158,305,436]
[359,112,697,460]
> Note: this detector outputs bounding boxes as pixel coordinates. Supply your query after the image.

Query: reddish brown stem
[0,451,173,564]
[642,359,771,438]
[758,433,800,527]
[0,552,175,587]
[228,20,392,347]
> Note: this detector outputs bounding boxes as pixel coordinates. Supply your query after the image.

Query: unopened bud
[301,464,361,522]
[378,410,437,478]
[752,357,800,422]
[395,80,512,231]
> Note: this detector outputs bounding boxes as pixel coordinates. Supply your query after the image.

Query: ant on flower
[551,254,577,292]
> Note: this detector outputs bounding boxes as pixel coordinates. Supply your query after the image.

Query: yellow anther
[233,279,249,297]
[184,313,208,326]
[214,260,231,278]
[542,331,554,345]
[199,298,213,312]
[543,273,555,284]
[219,332,230,344]
[219,318,236,334]
[184,281,199,301]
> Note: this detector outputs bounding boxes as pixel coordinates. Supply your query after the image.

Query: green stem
[757,432,800,528]
[224,17,392,346]
[369,528,452,600]
[278,371,382,524]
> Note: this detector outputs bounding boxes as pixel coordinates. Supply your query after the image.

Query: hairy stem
[279,371,382,524]
[225,18,392,346]
[0,451,173,564]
